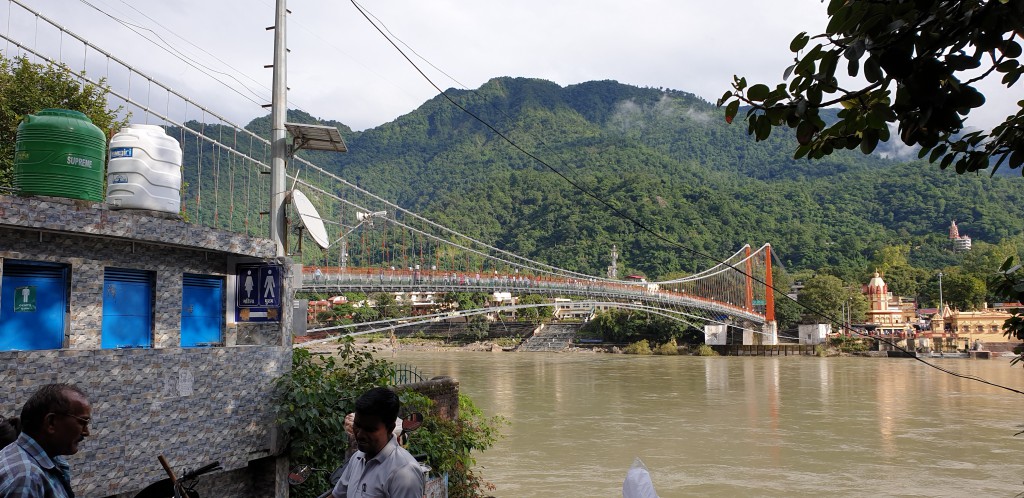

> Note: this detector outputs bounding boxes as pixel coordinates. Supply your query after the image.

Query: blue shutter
[101,268,154,348]
[181,274,223,347]
[0,260,68,350]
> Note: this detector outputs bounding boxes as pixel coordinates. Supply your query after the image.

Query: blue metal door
[101,268,153,348]
[181,274,223,347]
[0,260,68,350]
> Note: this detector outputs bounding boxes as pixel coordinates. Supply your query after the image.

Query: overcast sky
[5,0,1014,133]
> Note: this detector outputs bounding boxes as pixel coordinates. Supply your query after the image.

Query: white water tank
[106,124,182,213]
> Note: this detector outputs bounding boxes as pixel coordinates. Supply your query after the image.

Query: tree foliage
[275,339,505,498]
[180,78,1024,285]
[719,0,1024,174]
[0,54,128,187]
[517,294,553,321]
[582,309,688,344]
[274,339,395,497]
[797,274,869,326]
[402,392,505,498]
[991,257,1024,365]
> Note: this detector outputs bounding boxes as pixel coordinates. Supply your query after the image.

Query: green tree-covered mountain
[231,77,1024,285]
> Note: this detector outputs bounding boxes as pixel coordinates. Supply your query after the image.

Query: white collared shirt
[331,436,424,498]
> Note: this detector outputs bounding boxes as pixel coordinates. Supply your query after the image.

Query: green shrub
[695,344,718,356]
[402,392,506,498]
[276,338,505,498]
[624,339,652,355]
[828,335,870,352]
[654,338,679,355]
[274,337,395,498]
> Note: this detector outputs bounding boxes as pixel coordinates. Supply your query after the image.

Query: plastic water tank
[106,124,182,213]
[14,109,107,201]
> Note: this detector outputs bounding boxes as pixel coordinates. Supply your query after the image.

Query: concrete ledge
[0,194,276,258]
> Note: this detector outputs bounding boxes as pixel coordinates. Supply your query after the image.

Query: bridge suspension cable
[4,0,777,329]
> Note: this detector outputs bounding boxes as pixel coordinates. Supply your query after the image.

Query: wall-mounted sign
[14,286,36,312]
[235,263,282,322]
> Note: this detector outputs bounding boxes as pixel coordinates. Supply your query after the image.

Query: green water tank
[14,108,107,201]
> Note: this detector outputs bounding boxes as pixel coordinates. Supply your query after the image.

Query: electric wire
[349,0,1024,396]
[75,0,267,110]
[14,0,1018,396]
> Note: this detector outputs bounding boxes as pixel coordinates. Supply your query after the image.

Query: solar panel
[284,122,348,153]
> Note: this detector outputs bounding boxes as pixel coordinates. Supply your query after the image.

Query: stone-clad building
[0,194,295,497]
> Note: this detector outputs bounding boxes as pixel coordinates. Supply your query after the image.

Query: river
[391,351,1024,497]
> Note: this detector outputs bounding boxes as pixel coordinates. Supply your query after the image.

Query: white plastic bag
[622,457,659,498]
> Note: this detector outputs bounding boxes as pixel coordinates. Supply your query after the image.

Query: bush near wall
[275,338,505,498]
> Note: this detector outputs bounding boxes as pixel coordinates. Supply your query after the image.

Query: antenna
[289,189,330,250]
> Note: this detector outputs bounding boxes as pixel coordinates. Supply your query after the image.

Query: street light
[335,211,387,268]
[938,271,946,350]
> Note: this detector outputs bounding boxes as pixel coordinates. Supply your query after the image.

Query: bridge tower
[763,244,778,344]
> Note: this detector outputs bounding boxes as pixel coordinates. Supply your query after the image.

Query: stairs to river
[517,323,580,352]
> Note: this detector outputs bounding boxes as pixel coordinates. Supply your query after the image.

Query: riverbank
[298,338,1019,360]
[301,337,510,354]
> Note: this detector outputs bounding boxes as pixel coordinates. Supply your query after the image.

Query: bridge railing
[300,267,765,323]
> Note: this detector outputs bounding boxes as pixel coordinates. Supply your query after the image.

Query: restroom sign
[13,286,36,312]
[235,263,282,322]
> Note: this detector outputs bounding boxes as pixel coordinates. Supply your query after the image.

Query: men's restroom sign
[235,263,282,322]
[14,286,36,312]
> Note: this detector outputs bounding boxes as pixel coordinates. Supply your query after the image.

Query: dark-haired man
[0,383,91,498]
[331,387,424,498]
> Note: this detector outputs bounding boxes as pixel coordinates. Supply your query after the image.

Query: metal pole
[270,0,288,256]
[269,7,291,495]
[938,271,945,348]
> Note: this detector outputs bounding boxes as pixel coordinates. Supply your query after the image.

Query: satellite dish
[290,189,330,250]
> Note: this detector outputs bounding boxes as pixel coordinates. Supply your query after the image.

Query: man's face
[45,391,91,456]
[352,412,389,458]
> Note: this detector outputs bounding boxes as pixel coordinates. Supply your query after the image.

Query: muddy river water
[393,351,1024,497]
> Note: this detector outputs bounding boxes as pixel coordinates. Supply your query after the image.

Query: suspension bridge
[2,0,780,343]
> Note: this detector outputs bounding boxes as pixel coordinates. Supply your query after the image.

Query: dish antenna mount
[282,122,347,255]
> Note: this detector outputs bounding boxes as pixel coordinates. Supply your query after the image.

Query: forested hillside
[231,77,1024,290]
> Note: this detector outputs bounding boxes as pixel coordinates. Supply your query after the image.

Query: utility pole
[269,0,288,256]
[269,4,289,496]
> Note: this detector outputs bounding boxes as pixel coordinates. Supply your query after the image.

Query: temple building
[949,220,972,251]
[863,272,915,336]
[931,303,1015,350]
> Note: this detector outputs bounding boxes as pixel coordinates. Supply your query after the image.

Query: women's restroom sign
[235,263,282,322]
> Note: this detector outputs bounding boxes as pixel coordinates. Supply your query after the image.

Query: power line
[74,0,266,110]
[348,0,1024,397]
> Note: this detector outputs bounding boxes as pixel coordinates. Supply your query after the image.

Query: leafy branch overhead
[719,0,1024,175]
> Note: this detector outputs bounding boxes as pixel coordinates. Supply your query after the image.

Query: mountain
[213,77,1024,282]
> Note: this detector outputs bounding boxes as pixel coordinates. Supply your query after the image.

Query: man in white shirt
[331,387,424,498]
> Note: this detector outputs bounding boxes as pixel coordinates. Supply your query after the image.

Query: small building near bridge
[0,194,295,497]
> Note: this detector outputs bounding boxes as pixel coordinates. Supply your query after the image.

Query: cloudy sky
[5,0,1014,133]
